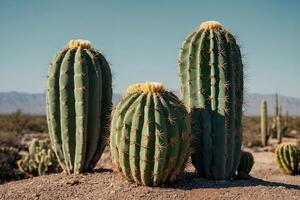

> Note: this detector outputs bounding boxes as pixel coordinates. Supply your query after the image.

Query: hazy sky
[0,0,299,97]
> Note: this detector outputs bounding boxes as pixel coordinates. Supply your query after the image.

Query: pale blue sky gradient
[0,0,299,97]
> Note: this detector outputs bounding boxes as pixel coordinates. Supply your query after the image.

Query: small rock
[66,179,80,186]
[110,190,116,194]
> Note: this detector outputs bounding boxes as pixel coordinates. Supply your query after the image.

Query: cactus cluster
[261,94,289,146]
[17,139,59,176]
[110,82,190,186]
[46,40,112,174]
[237,151,254,179]
[42,21,249,185]
[270,94,288,143]
[178,21,244,180]
[275,143,300,175]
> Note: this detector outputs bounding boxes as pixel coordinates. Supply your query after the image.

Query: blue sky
[0,0,299,97]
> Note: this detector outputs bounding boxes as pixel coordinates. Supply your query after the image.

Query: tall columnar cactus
[46,39,112,174]
[276,116,282,144]
[237,151,254,179]
[110,82,190,186]
[178,21,244,180]
[275,93,279,117]
[271,93,286,139]
[270,93,289,142]
[275,143,300,175]
[261,100,269,146]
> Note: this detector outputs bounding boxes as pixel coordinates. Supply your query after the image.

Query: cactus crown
[199,20,222,30]
[126,82,165,94]
[67,39,92,49]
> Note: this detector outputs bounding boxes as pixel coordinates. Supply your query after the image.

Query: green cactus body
[276,116,282,144]
[237,151,254,177]
[275,143,300,175]
[178,21,244,180]
[110,82,190,186]
[271,93,280,138]
[275,93,279,117]
[29,138,39,156]
[270,94,288,142]
[46,40,112,174]
[261,100,268,146]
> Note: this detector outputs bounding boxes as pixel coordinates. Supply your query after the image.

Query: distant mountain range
[0,91,299,116]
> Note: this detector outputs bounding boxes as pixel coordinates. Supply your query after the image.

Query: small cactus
[276,116,282,144]
[110,82,190,186]
[29,138,39,156]
[17,139,59,176]
[270,93,288,142]
[260,100,269,146]
[237,151,254,179]
[275,143,300,175]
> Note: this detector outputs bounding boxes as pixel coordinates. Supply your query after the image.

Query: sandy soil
[0,137,299,200]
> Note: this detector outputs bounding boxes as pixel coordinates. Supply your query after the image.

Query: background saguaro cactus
[110,82,190,186]
[276,116,282,144]
[261,100,269,146]
[178,21,244,180]
[46,39,112,174]
[270,94,288,143]
[271,93,280,138]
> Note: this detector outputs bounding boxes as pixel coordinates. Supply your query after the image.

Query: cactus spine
[46,39,112,174]
[237,151,254,178]
[260,100,268,146]
[178,21,244,180]
[275,143,300,175]
[110,82,190,186]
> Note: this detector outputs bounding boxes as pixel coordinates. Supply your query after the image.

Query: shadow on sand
[167,172,300,190]
[91,168,113,173]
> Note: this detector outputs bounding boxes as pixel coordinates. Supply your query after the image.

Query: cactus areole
[110,82,190,186]
[179,21,244,179]
[46,39,113,174]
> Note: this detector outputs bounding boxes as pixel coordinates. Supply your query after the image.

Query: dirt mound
[0,148,300,200]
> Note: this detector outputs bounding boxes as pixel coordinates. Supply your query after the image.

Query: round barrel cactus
[178,21,244,180]
[110,82,190,186]
[275,143,300,175]
[237,151,254,179]
[46,39,112,174]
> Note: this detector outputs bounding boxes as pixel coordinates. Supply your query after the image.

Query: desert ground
[0,116,300,200]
